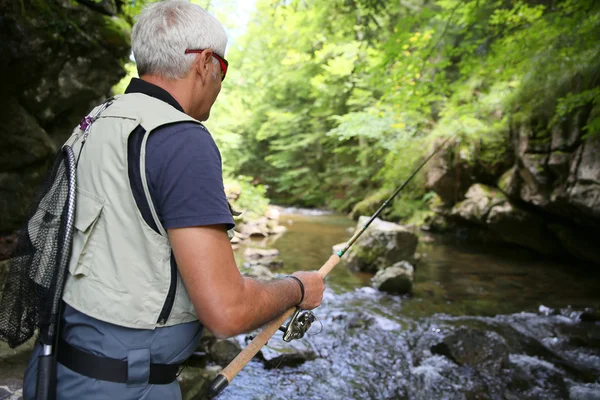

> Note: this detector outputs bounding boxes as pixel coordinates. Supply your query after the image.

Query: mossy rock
[344,217,418,273]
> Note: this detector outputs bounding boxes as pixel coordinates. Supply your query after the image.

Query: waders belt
[57,338,180,385]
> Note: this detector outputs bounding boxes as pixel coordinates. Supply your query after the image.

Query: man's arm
[169,224,325,339]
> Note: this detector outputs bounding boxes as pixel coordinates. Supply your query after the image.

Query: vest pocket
[69,188,104,277]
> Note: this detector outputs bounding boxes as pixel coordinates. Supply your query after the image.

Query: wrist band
[287,276,305,306]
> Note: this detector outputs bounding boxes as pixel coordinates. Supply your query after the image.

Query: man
[23,1,325,399]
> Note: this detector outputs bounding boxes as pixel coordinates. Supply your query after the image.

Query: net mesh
[0,147,76,348]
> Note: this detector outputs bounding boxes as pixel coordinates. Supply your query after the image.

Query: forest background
[116,0,600,224]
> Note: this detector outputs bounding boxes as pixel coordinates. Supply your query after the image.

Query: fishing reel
[279,308,316,342]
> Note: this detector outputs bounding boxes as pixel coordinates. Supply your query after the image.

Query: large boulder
[452,184,562,255]
[0,0,131,233]
[426,140,473,205]
[372,261,414,295]
[343,217,418,274]
[431,328,509,375]
[426,138,513,206]
[510,113,600,229]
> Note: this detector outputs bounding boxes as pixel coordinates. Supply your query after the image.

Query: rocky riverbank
[425,117,600,264]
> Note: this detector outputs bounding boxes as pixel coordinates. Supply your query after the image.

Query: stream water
[1,211,599,400]
[181,210,600,400]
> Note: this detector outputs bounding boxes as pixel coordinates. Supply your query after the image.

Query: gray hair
[132,0,228,79]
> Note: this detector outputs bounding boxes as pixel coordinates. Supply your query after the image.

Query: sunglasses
[185,49,228,81]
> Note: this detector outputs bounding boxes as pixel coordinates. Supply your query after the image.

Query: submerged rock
[372,261,414,295]
[345,311,376,330]
[507,354,569,399]
[431,327,509,375]
[258,338,317,369]
[343,217,418,273]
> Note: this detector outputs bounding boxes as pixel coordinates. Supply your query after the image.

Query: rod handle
[205,254,341,397]
[206,307,295,397]
[317,254,341,278]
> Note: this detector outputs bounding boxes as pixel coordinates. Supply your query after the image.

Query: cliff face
[0,0,131,234]
[427,103,600,264]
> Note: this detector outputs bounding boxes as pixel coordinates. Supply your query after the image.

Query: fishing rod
[205,137,453,398]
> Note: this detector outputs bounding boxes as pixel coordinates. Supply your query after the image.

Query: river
[180,210,600,400]
[1,210,599,399]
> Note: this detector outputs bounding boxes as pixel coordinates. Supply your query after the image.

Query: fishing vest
[62,93,201,329]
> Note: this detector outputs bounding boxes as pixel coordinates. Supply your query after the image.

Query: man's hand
[291,271,325,310]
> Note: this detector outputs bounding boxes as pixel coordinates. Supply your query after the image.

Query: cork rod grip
[318,254,341,278]
[221,307,294,382]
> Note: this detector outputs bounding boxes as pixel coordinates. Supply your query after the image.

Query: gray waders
[23,304,203,400]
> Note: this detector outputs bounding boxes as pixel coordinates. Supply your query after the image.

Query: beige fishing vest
[62,93,201,329]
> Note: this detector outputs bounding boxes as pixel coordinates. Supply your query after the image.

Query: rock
[507,354,569,399]
[0,0,130,233]
[426,140,473,205]
[258,338,317,369]
[345,311,375,329]
[486,201,562,255]
[240,264,276,280]
[343,217,418,273]
[569,383,600,400]
[452,184,562,255]
[498,166,519,198]
[372,261,414,295]
[239,222,269,237]
[0,98,56,172]
[177,365,222,400]
[244,248,280,260]
[229,234,242,245]
[547,223,600,264]
[511,115,600,229]
[350,190,390,220]
[242,248,283,270]
[431,328,509,375]
[224,181,242,202]
[208,339,242,367]
[265,207,280,220]
[580,308,600,323]
[451,184,506,223]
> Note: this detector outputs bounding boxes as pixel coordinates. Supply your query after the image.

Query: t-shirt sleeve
[145,122,235,231]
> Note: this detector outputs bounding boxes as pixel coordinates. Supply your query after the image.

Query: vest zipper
[157,254,177,325]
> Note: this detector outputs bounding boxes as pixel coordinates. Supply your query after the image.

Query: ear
[194,49,214,83]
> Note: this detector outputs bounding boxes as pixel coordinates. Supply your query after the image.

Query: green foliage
[224,175,269,222]
[112,62,138,95]
[122,0,600,222]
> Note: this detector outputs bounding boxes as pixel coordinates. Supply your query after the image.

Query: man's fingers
[292,270,325,310]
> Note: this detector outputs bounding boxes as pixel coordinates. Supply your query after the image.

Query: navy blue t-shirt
[145,122,235,231]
